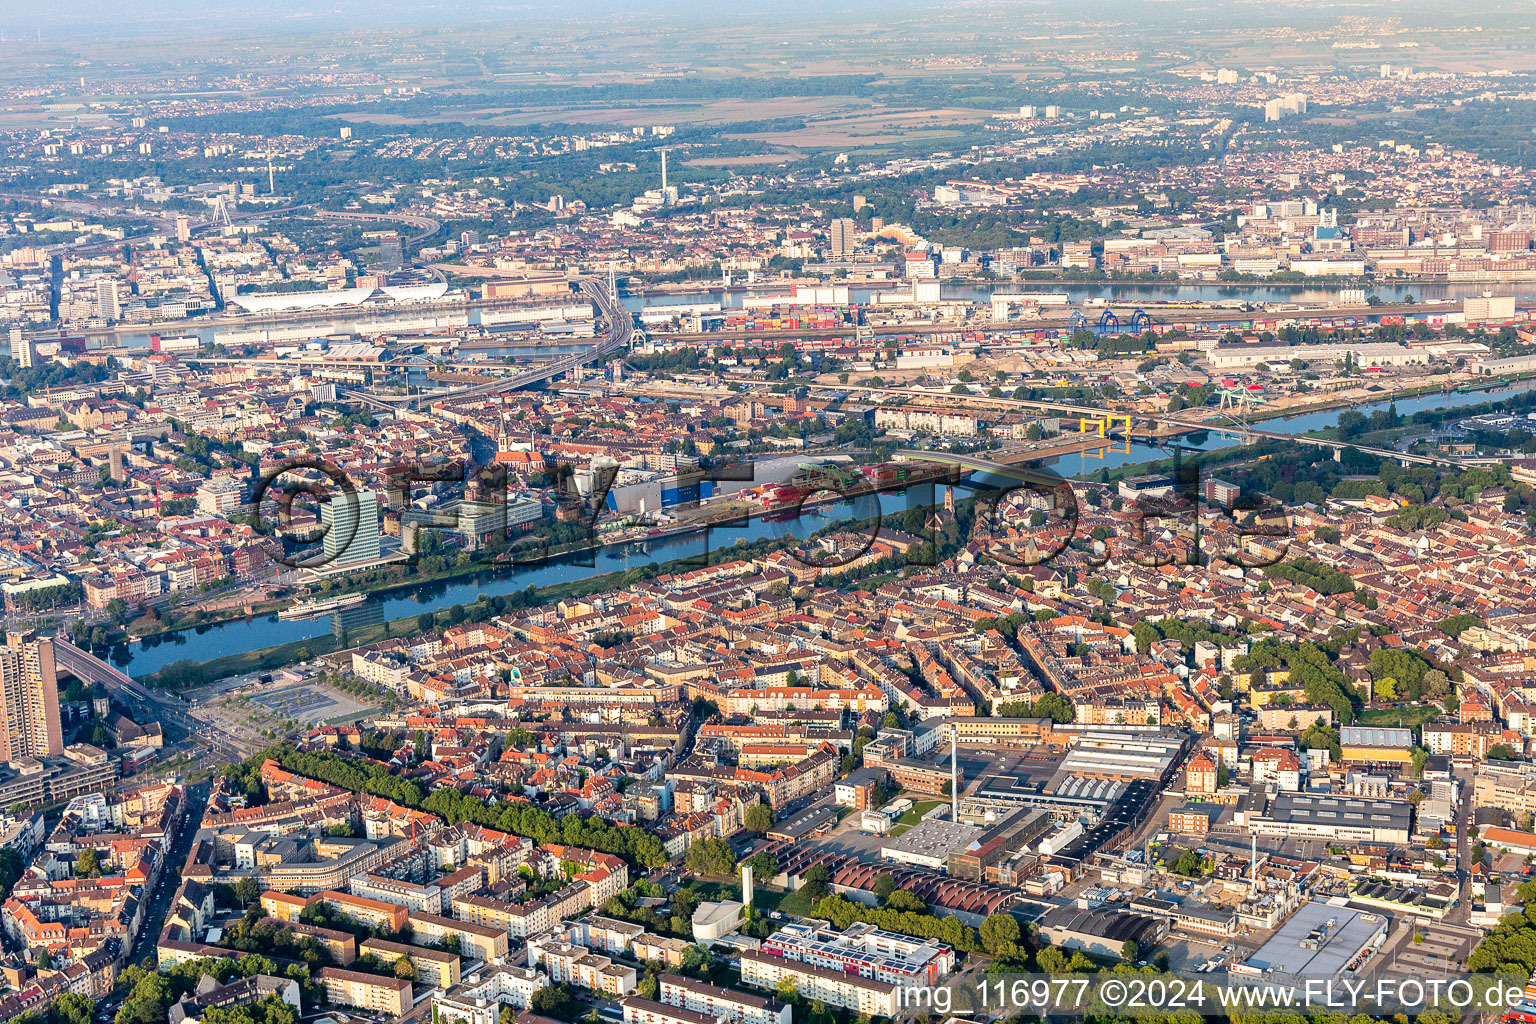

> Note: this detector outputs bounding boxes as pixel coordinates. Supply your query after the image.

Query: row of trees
[237,744,670,868]
[810,891,978,953]
[1262,556,1356,596]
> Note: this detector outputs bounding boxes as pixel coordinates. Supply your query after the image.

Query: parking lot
[243,679,379,726]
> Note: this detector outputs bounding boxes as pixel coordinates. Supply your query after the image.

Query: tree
[746,850,777,881]
[800,863,832,904]
[530,985,576,1021]
[1121,939,1140,961]
[684,837,737,878]
[105,597,131,626]
[872,873,898,902]
[234,876,262,906]
[76,847,101,878]
[744,804,774,834]
[979,913,1021,954]
[394,956,416,981]
[1172,849,1203,877]
[775,978,799,1003]
[681,942,711,975]
[50,994,95,1024]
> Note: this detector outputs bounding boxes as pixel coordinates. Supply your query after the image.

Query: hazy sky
[0,0,1522,43]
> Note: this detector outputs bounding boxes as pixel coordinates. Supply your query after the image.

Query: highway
[341,275,634,409]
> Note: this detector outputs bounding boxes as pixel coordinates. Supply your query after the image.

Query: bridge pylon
[1077,414,1133,438]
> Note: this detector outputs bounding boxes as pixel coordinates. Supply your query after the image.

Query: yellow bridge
[1077,414,1133,438]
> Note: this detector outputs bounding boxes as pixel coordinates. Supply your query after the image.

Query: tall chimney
[951,722,958,820]
[661,149,668,192]
[1250,833,1258,896]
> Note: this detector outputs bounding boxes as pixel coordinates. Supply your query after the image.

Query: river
[102,381,1535,678]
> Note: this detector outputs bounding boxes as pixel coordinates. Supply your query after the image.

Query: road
[53,637,258,761]
[129,778,211,966]
[342,275,634,409]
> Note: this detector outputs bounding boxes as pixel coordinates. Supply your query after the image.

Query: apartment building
[411,910,509,960]
[260,890,314,924]
[1423,720,1513,758]
[458,882,590,939]
[0,631,62,760]
[571,915,646,956]
[289,921,356,965]
[316,890,410,934]
[631,932,693,969]
[349,872,444,914]
[435,965,550,1024]
[759,921,954,986]
[315,967,413,1017]
[1474,761,1536,817]
[737,951,898,1017]
[723,686,886,715]
[360,936,461,989]
[453,892,523,934]
[529,936,637,997]
[658,973,792,1024]
[623,996,722,1024]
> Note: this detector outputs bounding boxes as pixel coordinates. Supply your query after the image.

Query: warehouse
[1246,793,1412,844]
[1055,732,1186,781]
[1339,726,1414,767]
[1036,905,1167,961]
[1207,343,1429,370]
[1228,902,1386,983]
[881,817,983,871]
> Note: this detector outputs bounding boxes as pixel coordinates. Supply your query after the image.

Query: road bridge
[54,636,149,700]
[340,276,636,409]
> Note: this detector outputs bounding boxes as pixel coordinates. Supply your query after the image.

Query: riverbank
[124,463,950,647]
[135,513,842,689]
[1170,371,1536,432]
[96,370,1536,653]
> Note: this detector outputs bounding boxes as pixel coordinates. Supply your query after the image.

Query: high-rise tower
[0,632,62,761]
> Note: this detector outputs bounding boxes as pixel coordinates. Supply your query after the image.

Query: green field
[895,799,945,826]
[765,886,821,918]
[1355,705,1440,731]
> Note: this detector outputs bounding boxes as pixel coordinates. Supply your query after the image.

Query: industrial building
[880,817,982,871]
[1036,905,1168,960]
[1055,731,1187,781]
[1338,726,1414,767]
[1244,793,1412,844]
[946,809,1054,880]
[1228,902,1386,983]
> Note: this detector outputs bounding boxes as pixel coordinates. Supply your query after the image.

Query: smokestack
[661,149,667,192]
[951,722,958,820]
[1251,833,1258,895]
